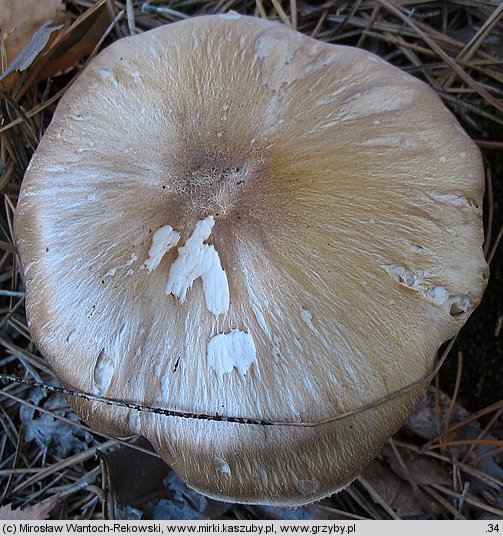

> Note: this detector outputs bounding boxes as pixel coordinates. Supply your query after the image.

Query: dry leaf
[20,388,94,457]
[41,0,114,79]
[405,388,471,441]
[104,442,230,520]
[0,495,59,520]
[0,21,63,95]
[0,0,64,66]
[393,457,451,487]
[381,445,451,487]
[404,388,503,494]
[254,504,343,521]
[1,0,113,99]
[362,460,442,518]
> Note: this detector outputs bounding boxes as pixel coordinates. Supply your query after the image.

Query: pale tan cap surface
[14,14,488,505]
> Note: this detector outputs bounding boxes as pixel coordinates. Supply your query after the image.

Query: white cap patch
[207,329,256,377]
[165,216,230,315]
[144,224,181,272]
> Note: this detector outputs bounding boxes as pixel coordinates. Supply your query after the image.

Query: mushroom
[14,14,488,505]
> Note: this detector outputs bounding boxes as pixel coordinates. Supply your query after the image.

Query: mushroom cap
[14,14,488,505]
